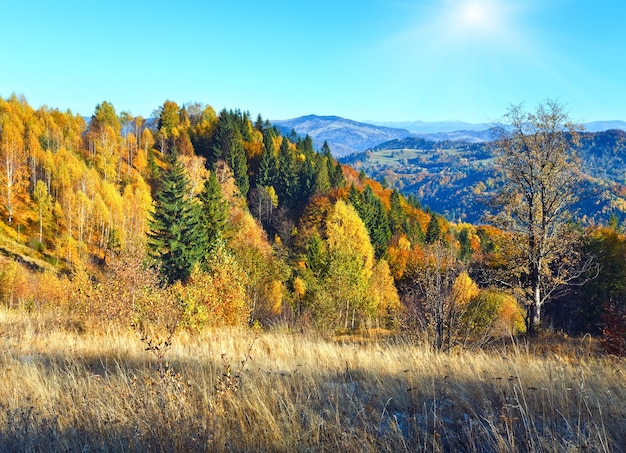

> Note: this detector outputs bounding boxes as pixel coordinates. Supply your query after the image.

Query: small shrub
[215,330,258,399]
[28,238,45,253]
[463,290,526,340]
[601,303,626,355]
[0,259,28,309]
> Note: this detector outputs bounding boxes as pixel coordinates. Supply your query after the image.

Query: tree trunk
[533,296,542,328]
[526,285,543,337]
[526,286,543,336]
[527,259,542,336]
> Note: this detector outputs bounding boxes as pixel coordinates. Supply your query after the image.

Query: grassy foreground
[0,310,624,452]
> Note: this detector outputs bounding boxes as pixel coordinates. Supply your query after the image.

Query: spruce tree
[146,149,161,192]
[458,227,472,261]
[213,110,249,197]
[148,153,208,284]
[254,114,265,133]
[348,184,362,212]
[277,138,300,208]
[256,144,277,188]
[321,141,344,188]
[314,155,331,195]
[299,135,314,155]
[389,189,409,237]
[300,157,317,202]
[425,213,443,244]
[408,216,426,245]
[198,170,229,248]
[210,110,234,166]
[225,129,249,198]
[354,185,391,258]
[306,232,327,278]
[369,198,391,258]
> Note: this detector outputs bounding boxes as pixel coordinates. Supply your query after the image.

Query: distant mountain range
[272,115,626,157]
[272,115,411,157]
[272,114,626,223]
[366,120,489,134]
[582,120,626,132]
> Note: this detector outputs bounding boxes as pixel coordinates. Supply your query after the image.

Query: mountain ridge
[366,119,490,134]
[272,115,411,157]
[272,114,626,157]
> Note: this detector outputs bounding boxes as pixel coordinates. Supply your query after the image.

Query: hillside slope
[342,129,626,223]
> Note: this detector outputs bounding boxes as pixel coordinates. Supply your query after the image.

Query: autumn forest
[1,94,626,451]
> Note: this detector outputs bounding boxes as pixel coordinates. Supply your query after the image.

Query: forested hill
[0,94,440,331]
[342,129,626,223]
[4,94,626,341]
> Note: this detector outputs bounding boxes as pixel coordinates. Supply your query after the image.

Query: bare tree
[248,186,276,231]
[405,242,466,351]
[488,99,595,334]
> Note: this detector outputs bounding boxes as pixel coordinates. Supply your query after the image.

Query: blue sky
[1,0,624,123]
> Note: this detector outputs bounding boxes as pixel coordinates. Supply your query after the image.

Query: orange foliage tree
[179,239,250,329]
[0,97,30,226]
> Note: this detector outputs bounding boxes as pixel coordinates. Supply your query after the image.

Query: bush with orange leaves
[402,240,526,350]
[462,290,526,343]
[29,268,70,310]
[0,259,28,309]
[177,239,250,329]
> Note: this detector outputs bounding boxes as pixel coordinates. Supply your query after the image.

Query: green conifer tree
[389,189,409,237]
[314,155,331,195]
[148,153,208,284]
[458,227,473,261]
[210,110,234,166]
[369,200,391,258]
[306,232,327,278]
[198,170,229,249]
[300,157,317,202]
[320,141,344,189]
[355,185,391,258]
[225,129,249,197]
[425,213,443,244]
[256,143,277,188]
[277,138,300,208]
[212,110,249,197]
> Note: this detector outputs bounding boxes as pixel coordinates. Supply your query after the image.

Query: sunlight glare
[385,0,529,84]
[463,2,487,26]
[453,0,499,37]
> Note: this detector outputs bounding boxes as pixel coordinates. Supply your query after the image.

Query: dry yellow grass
[0,309,625,452]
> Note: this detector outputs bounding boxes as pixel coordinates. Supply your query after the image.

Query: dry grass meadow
[1,309,625,452]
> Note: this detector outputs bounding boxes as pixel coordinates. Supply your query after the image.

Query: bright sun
[393,0,522,57]
[453,0,497,35]
[463,2,487,26]
[434,0,518,58]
